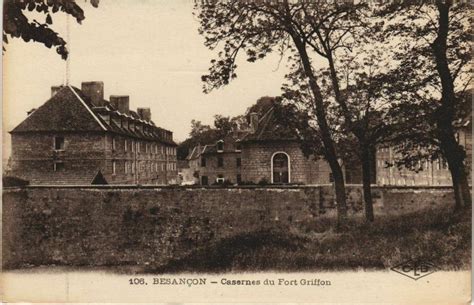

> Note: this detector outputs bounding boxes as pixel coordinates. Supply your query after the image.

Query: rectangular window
[112,161,116,175]
[235,143,242,152]
[132,141,135,152]
[53,161,64,171]
[201,176,208,186]
[137,142,140,153]
[125,139,128,152]
[237,174,242,184]
[131,162,135,174]
[201,157,207,167]
[112,137,116,150]
[218,157,224,167]
[125,161,128,174]
[236,157,241,167]
[54,136,64,150]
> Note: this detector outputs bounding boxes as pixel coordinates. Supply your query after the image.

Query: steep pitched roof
[10,85,178,146]
[186,146,200,160]
[241,106,298,142]
[11,86,105,133]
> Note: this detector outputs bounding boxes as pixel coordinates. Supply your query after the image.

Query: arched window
[271,152,290,184]
[217,140,224,152]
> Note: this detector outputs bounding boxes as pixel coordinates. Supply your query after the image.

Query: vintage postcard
[1,0,472,303]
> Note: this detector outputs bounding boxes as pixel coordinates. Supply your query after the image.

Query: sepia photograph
[1,0,472,303]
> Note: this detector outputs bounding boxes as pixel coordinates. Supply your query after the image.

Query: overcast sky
[2,0,298,160]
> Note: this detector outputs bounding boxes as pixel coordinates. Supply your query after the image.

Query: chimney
[137,107,151,122]
[250,112,259,132]
[110,95,130,114]
[51,85,63,97]
[81,81,104,106]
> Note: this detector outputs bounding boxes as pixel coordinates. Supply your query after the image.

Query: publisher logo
[391,260,436,280]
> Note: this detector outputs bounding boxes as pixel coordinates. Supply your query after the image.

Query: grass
[145,205,471,273]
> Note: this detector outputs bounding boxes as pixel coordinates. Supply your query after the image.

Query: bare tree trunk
[291,37,348,225]
[361,145,375,221]
[432,0,471,209]
[441,133,471,209]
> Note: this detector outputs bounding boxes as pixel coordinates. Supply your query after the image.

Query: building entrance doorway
[272,152,290,184]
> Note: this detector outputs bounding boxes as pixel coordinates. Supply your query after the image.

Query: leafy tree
[178,120,217,160]
[214,115,233,138]
[246,96,275,116]
[377,0,472,210]
[3,0,99,59]
[178,99,273,160]
[277,2,389,222]
[283,44,393,222]
[189,119,212,139]
[194,0,371,224]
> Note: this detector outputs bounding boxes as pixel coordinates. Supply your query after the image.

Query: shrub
[3,176,29,187]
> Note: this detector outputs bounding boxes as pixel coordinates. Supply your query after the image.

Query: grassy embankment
[148,205,471,273]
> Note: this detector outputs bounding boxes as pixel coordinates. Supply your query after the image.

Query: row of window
[114,138,176,155]
[379,177,449,186]
[201,157,241,168]
[106,115,173,142]
[216,140,242,152]
[53,136,176,156]
[52,161,176,173]
[114,160,176,175]
[376,158,448,170]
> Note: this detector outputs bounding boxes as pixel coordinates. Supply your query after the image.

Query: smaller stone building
[186,105,340,185]
[239,108,333,184]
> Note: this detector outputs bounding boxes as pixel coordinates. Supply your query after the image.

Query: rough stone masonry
[2,185,454,269]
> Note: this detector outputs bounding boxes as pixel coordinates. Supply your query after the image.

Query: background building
[8,81,178,185]
[376,118,472,186]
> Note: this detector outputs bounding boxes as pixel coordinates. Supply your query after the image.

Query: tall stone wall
[2,185,455,269]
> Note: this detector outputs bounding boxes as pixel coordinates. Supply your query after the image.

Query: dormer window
[217,140,224,152]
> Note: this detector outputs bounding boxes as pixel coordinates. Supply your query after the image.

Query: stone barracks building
[186,106,363,185]
[9,81,178,185]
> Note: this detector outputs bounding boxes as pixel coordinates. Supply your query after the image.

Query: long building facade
[375,119,472,186]
[9,81,178,185]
